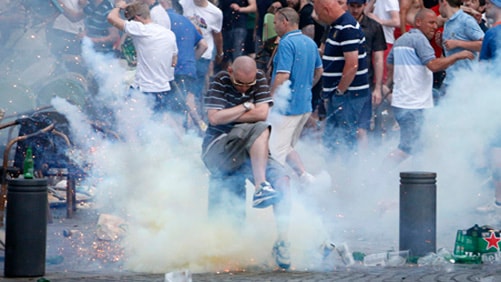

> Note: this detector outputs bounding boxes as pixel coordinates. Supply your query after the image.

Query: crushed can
[453,224,501,264]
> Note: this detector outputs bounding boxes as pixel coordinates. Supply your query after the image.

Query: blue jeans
[194,58,211,99]
[392,107,424,154]
[323,89,371,152]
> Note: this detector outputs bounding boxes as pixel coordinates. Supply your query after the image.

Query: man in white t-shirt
[140,0,171,29]
[108,1,179,113]
[180,0,223,116]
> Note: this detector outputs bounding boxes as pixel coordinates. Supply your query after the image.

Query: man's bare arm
[207,102,269,125]
[337,51,359,92]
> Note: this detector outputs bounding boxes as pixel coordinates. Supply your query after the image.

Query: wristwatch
[333,87,345,96]
[243,102,252,111]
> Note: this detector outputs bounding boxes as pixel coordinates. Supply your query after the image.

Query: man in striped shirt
[201,56,292,270]
[81,0,119,54]
[313,0,371,154]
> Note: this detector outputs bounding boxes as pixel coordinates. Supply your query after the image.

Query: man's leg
[272,176,291,242]
[267,158,292,270]
[382,107,422,170]
[249,126,270,188]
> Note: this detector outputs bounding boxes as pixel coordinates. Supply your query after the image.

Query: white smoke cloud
[44,33,501,274]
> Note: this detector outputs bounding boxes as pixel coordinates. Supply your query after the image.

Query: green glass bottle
[23,147,34,179]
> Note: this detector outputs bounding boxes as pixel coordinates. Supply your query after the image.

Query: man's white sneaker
[272,240,291,270]
[252,182,281,208]
[299,171,315,186]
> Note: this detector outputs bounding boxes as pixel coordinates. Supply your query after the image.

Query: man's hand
[462,6,483,23]
[115,0,127,9]
[454,49,475,60]
[230,3,241,11]
[372,87,382,106]
[443,39,460,50]
[215,52,224,64]
[382,84,392,103]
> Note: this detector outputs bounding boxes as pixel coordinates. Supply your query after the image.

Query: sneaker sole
[253,194,280,209]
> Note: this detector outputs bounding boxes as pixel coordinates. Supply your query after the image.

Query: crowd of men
[46,0,501,271]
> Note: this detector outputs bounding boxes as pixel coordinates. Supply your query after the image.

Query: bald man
[314,0,371,153]
[201,56,292,270]
[383,8,474,166]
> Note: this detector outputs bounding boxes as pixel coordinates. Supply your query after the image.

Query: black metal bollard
[4,179,48,277]
[399,172,436,259]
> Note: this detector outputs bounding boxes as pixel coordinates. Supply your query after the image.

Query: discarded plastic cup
[336,243,355,266]
[320,241,336,259]
[165,270,192,282]
[387,250,409,266]
[363,252,387,266]
[417,252,449,266]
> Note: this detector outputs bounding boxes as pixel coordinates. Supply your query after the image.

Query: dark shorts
[201,122,286,185]
[393,107,424,154]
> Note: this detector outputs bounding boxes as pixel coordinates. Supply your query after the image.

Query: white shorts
[269,113,311,165]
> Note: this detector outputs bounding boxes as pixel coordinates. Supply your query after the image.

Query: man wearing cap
[348,0,386,146]
[476,0,501,213]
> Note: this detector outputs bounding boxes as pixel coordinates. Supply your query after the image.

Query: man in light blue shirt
[439,0,484,96]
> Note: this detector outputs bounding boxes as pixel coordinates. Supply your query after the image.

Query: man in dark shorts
[201,55,292,270]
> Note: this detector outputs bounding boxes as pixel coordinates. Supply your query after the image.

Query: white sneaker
[272,240,291,270]
[299,171,315,186]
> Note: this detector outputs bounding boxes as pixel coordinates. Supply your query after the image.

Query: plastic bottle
[363,252,388,266]
[23,147,34,179]
[437,248,455,263]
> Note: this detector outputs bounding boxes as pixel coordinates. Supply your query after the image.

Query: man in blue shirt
[160,0,209,132]
[477,0,501,213]
[439,0,484,96]
[269,7,322,186]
